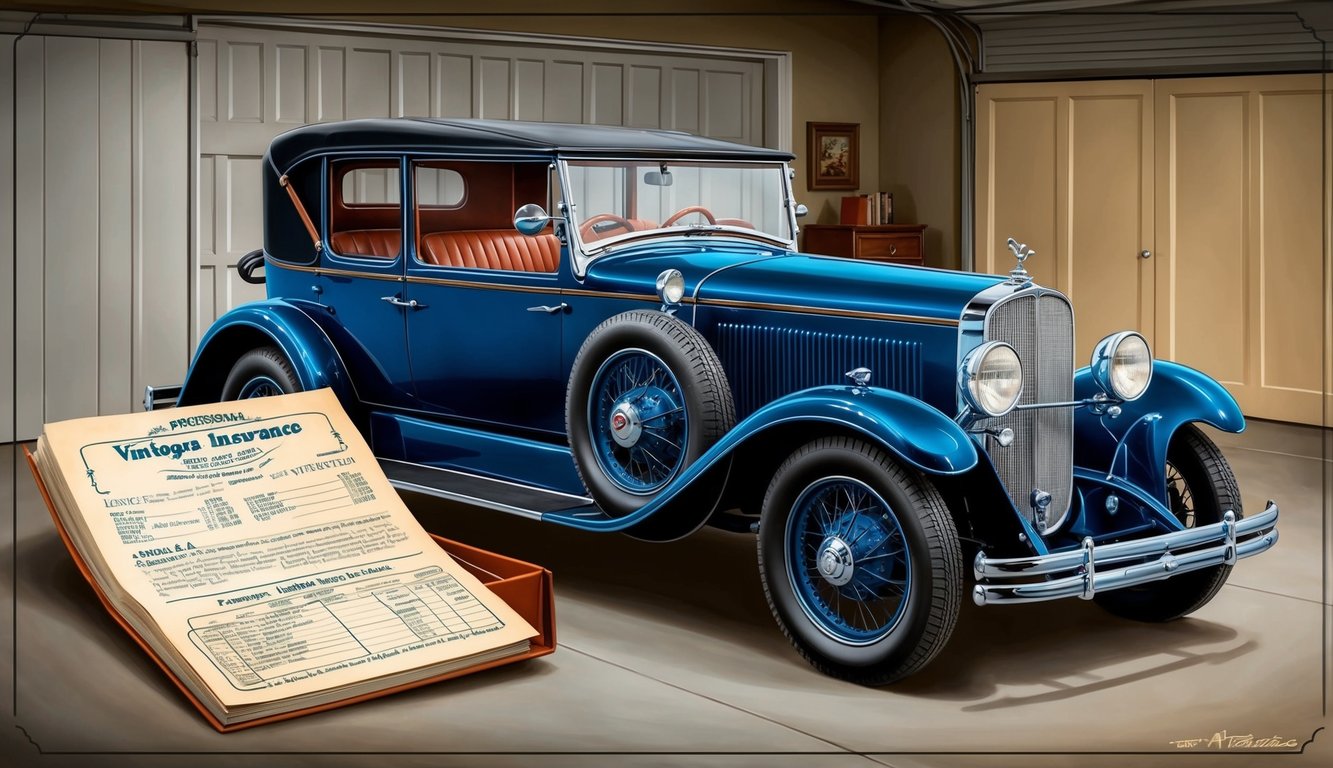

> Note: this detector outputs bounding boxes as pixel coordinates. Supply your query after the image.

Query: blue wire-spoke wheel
[786,477,911,645]
[237,375,284,399]
[587,348,688,495]
[757,437,962,685]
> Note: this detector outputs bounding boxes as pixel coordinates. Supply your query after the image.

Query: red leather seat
[421,230,560,273]
[329,229,401,258]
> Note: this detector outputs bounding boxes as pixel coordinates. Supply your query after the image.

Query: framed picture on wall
[806,122,859,191]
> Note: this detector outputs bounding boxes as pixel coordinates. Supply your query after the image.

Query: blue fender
[178,299,356,408]
[543,384,978,535]
[1073,360,1244,501]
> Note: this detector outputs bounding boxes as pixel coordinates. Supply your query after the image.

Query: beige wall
[878,16,961,269]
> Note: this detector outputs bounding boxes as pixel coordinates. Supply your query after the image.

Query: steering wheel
[662,206,718,227]
[580,213,636,240]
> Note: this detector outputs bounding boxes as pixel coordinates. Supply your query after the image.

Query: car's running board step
[381,459,597,521]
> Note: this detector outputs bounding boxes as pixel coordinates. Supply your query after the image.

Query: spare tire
[567,310,735,517]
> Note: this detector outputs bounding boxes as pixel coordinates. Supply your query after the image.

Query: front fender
[1074,360,1244,500]
[543,385,977,538]
[178,299,356,409]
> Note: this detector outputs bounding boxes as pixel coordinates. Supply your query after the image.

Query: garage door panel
[629,66,662,128]
[98,39,134,421]
[347,48,393,119]
[224,40,264,123]
[480,57,512,120]
[316,47,345,121]
[436,53,473,118]
[275,44,307,124]
[591,63,623,125]
[44,37,102,425]
[672,69,700,133]
[397,52,431,118]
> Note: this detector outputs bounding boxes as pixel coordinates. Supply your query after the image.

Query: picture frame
[806,122,859,191]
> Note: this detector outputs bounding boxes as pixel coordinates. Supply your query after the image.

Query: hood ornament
[1006,237,1035,285]
[845,367,872,395]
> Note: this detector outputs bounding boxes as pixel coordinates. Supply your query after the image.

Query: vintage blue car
[151,118,1279,684]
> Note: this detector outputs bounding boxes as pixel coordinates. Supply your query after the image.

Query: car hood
[583,241,1006,325]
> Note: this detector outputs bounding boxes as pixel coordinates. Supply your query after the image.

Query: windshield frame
[556,156,800,278]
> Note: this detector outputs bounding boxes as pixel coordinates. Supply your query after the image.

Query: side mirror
[514,203,552,236]
[794,203,809,218]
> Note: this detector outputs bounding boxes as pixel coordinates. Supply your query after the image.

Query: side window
[413,161,558,274]
[328,160,402,260]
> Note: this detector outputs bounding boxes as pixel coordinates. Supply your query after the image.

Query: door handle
[1140,249,1152,259]
[527,303,569,314]
[381,295,427,310]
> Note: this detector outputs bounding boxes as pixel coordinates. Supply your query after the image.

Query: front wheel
[1094,424,1241,622]
[220,346,302,400]
[757,437,962,685]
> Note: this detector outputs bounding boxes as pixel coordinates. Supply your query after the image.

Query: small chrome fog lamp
[656,269,686,307]
[959,341,1023,418]
[1090,331,1152,401]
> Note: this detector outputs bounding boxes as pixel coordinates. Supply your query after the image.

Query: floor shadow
[405,493,1257,705]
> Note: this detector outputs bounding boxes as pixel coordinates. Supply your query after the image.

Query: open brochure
[31,389,539,727]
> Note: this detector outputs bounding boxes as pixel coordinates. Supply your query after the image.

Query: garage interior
[1,1,1330,765]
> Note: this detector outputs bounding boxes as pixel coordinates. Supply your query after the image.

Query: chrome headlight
[656,269,685,306]
[960,341,1023,418]
[1090,331,1152,401]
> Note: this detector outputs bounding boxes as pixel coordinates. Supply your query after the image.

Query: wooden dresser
[802,224,926,266]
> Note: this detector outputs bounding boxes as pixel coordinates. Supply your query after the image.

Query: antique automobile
[149,118,1279,684]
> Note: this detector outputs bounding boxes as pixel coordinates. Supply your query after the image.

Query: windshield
[562,160,794,256]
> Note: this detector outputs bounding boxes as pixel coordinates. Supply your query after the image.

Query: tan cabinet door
[976,80,1155,363]
[1155,74,1327,425]
[978,75,1329,426]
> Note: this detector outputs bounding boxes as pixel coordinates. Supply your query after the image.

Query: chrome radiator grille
[976,291,1074,533]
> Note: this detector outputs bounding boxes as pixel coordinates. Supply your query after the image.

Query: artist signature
[1168,731,1299,750]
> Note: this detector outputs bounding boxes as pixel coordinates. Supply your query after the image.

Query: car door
[317,157,414,407]
[402,160,567,436]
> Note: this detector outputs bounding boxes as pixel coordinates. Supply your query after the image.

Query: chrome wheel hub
[609,402,643,448]
[817,536,855,587]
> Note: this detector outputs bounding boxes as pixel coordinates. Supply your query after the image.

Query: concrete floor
[2,420,1330,767]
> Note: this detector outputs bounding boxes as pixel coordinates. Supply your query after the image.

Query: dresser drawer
[857,233,921,263]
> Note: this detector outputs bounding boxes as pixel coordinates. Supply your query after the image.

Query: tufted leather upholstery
[421,230,561,273]
[329,229,402,258]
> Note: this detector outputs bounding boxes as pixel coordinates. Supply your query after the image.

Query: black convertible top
[266,118,793,172]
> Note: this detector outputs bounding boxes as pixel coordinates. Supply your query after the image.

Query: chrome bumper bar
[143,384,182,411]
[972,501,1279,606]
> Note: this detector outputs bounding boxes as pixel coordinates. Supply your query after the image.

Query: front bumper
[972,501,1279,606]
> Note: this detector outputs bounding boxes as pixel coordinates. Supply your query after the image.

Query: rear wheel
[220,346,301,400]
[1094,424,1241,621]
[757,437,962,684]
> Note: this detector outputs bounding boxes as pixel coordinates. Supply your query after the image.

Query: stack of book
[840,193,894,226]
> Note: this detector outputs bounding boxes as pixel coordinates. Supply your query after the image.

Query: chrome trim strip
[971,501,1279,606]
[268,258,957,326]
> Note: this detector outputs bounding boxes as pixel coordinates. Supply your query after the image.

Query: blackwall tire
[1094,424,1241,622]
[757,436,962,685]
[566,310,735,517]
[220,346,302,401]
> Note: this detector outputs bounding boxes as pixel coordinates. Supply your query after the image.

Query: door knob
[1140,249,1152,259]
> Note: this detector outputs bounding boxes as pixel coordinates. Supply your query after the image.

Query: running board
[380,459,602,521]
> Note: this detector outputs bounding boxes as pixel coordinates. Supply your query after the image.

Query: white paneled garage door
[196,23,770,337]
